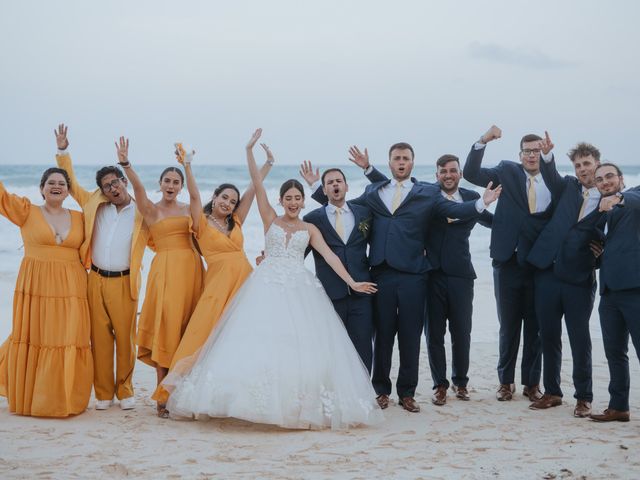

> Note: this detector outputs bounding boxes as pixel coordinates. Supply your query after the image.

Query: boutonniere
[358,217,372,239]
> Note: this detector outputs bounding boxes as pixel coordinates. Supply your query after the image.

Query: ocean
[2,162,636,341]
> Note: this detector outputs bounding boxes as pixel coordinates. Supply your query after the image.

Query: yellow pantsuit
[88,271,137,400]
[56,153,150,401]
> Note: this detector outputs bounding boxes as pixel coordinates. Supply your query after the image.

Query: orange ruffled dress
[0,182,93,417]
[136,216,204,369]
[154,214,252,402]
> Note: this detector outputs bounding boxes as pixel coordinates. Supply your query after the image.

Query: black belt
[91,264,131,278]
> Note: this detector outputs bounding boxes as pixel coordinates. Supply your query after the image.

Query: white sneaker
[119,396,136,410]
[95,399,114,410]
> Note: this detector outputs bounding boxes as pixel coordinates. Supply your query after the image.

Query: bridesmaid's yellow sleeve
[56,152,92,207]
[0,181,31,226]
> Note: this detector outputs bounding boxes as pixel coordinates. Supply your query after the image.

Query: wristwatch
[615,192,624,204]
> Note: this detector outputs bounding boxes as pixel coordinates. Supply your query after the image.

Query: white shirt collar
[327,203,350,214]
[441,189,461,201]
[390,178,411,187]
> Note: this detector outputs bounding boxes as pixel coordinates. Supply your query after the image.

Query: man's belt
[91,264,131,278]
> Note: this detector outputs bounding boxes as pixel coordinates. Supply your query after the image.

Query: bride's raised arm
[246,129,277,231]
[235,143,274,224]
[307,223,377,295]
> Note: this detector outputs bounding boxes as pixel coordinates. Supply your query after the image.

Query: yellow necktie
[527,176,537,214]
[446,194,456,223]
[578,190,590,221]
[334,207,345,241]
[391,181,404,213]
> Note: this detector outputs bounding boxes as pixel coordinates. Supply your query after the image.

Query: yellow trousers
[88,271,137,401]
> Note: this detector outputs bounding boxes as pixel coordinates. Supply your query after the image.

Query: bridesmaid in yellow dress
[0,168,93,417]
[153,141,274,404]
[114,137,204,415]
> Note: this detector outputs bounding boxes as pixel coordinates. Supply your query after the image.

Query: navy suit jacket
[303,201,372,300]
[312,175,481,275]
[527,157,605,285]
[364,167,492,279]
[599,187,640,293]
[463,144,553,264]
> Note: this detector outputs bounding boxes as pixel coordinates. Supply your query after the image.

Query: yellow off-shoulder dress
[153,213,252,403]
[136,216,204,369]
[0,182,93,417]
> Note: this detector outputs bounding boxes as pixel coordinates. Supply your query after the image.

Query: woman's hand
[349,281,378,294]
[54,123,69,150]
[246,128,262,150]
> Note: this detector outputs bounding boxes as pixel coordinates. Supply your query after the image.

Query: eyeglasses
[595,172,619,184]
[520,149,542,156]
[101,178,124,192]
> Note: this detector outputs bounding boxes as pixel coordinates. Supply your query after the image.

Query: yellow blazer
[56,153,150,301]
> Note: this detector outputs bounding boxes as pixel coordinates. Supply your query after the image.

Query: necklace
[209,214,229,231]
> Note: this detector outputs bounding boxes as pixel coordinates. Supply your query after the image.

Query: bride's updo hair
[279,179,305,199]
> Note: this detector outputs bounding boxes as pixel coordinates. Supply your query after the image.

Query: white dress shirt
[325,203,355,242]
[580,186,601,219]
[475,142,551,212]
[378,178,413,212]
[91,201,136,271]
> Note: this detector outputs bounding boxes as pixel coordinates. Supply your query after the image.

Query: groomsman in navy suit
[309,144,501,413]
[590,164,640,423]
[527,139,605,417]
[463,125,553,402]
[424,154,493,406]
[302,167,375,372]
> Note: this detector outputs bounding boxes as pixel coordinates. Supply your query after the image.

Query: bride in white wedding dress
[163,129,383,429]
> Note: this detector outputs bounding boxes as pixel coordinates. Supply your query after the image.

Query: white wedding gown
[164,223,383,429]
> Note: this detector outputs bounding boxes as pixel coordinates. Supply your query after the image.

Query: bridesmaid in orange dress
[114,138,204,416]
[0,168,93,417]
[153,141,274,404]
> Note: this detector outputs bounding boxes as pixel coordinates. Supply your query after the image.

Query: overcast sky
[1,0,638,166]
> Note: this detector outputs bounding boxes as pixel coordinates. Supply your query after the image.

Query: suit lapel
[315,208,344,244]
[395,180,419,212]
[131,209,144,253]
[346,202,362,244]
[370,180,392,214]
[516,166,530,212]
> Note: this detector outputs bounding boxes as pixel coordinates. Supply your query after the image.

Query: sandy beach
[2,333,639,479]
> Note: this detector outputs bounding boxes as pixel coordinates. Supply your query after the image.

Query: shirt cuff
[473,142,486,150]
[475,198,486,212]
[541,152,554,163]
[311,180,322,192]
[363,165,373,175]
[57,148,68,155]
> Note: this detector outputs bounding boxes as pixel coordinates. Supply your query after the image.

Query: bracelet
[119,161,131,168]
[267,158,274,165]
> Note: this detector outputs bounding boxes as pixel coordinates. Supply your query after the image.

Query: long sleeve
[463,144,501,188]
[0,181,31,227]
[539,155,568,200]
[55,152,93,207]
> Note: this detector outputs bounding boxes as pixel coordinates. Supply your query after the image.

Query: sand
[1,337,639,479]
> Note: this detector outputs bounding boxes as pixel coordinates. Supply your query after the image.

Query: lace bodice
[264,223,309,262]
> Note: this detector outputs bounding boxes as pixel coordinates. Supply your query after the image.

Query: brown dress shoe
[590,408,630,422]
[523,384,543,401]
[376,394,390,409]
[451,385,470,401]
[496,384,515,401]
[529,393,562,410]
[399,396,420,413]
[574,400,592,418]
[432,385,447,406]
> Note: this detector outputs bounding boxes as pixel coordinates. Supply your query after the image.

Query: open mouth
[333,188,340,195]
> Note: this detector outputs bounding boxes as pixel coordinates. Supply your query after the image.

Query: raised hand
[246,128,262,150]
[482,181,503,206]
[175,143,195,165]
[54,123,69,150]
[349,281,378,294]
[538,131,555,155]
[260,143,274,164]
[589,240,604,258]
[299,160,320,187]
[348,146,370,169]
[480,125,502,144]
[115,136,130,165]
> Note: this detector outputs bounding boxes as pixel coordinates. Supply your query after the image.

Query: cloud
[468,42,577,69]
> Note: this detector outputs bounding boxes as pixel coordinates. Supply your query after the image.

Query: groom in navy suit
[302,167,375,372]
[310,144,501,413]
[463,125,553,402]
